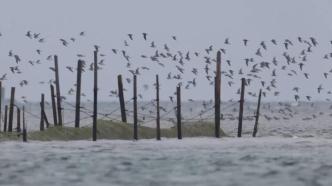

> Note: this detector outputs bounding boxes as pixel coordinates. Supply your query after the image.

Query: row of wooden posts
[0,83,28,141]
[0,51,263,142]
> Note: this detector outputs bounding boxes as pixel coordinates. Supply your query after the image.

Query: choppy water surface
[1,137,332,186]
[2,102,332,185]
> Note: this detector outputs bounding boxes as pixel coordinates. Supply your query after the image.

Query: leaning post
[253,89,262,137]
[117,75,127,123]
[54,55,63,126]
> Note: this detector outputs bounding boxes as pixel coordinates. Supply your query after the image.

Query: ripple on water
[0,138,332,186]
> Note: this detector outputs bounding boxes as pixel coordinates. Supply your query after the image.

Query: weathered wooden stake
[117,75,127,123]
[176,85,182,139]
[156,75,161,140]
[215,51,221,138]
[3,105,8,132]
[237,78,246,137]
[92,50,98,141]
[75,60,83,128]
[133,75,138,140]
[22,106,27,142]
[54,55,63,126]
[40,94,45,131]
[253,89,262,137]
[16,107,21,133]
[50,84,58,126]
[0,81,2,131]
[42,109,50,128]
[8,87,15,132]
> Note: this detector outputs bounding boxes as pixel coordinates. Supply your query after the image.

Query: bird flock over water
[1,30,332,123]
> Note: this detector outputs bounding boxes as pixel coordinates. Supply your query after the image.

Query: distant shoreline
[0,120,226,141]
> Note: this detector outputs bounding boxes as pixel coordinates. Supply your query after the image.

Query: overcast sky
[1,0,332,102]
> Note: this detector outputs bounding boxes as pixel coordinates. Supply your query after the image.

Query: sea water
[1,138,332,186]
[1,101,332,186]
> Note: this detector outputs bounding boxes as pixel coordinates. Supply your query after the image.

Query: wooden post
[40,94,45,131]
[156,75,161,140]
[8,87,15,132]
[54,55,63,126]
[253,89,262,137]
[3,105,8,132]
[0,81,2,131]
[16,107,21,133]
[92,50,98,141]
[176,85,182,139]
[237,78,246,137]
[42,108,50,128]
[133,75,138,140]
[50,84,58,126]
[22,106,27,142]
[117,75,127,123]
[75,60,83,128]
[215,51,221,138]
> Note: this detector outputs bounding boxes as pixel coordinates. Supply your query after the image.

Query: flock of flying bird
[1,30,332,123]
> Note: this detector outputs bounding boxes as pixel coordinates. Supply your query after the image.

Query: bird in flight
[60,39,68,46]
[128,34,133,40]
[142,33,148,40]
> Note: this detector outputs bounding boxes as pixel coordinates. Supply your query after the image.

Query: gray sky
[1,0,332,102]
